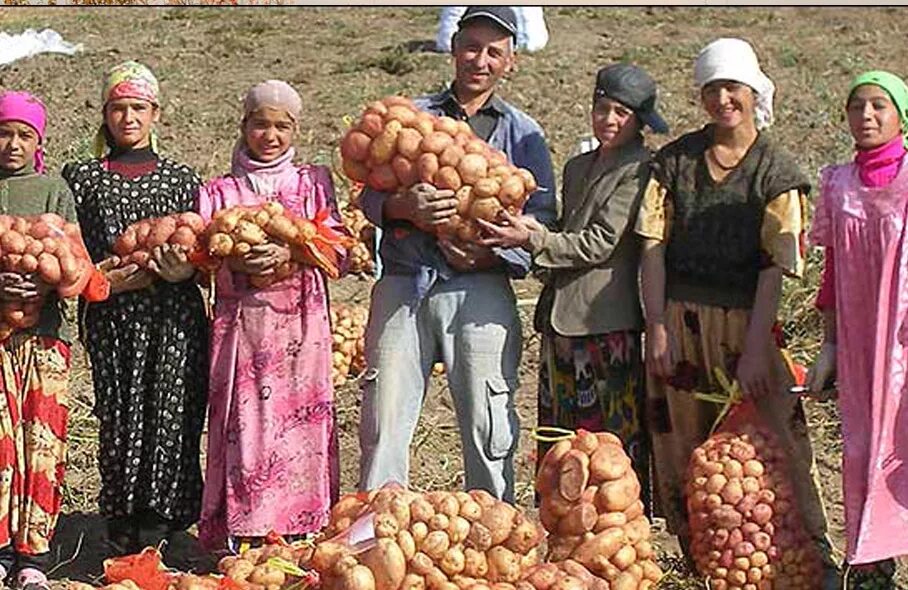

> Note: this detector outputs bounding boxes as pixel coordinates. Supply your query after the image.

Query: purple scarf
[855,135,906,188]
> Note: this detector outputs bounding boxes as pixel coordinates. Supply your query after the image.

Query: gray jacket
[531,138,651,336]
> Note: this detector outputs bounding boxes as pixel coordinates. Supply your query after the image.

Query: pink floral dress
[196,164,343,549]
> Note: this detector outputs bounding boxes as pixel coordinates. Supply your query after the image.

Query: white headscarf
[693,38,775,130]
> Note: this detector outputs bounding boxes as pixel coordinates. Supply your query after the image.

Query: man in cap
[358,6,556,502]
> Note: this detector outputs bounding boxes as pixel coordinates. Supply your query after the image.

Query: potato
[434,167,462,191]
[595,473,640,512]
[440,547,466,576]
[559,450,591,502]
[396,128,423,160]
[311,542,347,572]
[523,564,559,590]
[396,529,416,560]
[589,442,631,482]
[392,155,419,187]
[624,516,651,544]
[496,175,526,208]
[37,253,61,285]
[429,513,451,532]
[410,553,435,576]
[465,522,493,552]
[374,512,400,538]
[411,521,430,544]
[468,198,502,223]
[439,144,466,169]
[411,497,436,523]
[342,130,372,162]
[226,559,255,581]
[611,544,637,570]
[571,527,626,566]
[594,510,627,532]
[418,153,441,184]
[369,127,399,166]
[434,117,460,136]
[359,538,406,590]
[515,168,538,194]
[479,501,517,546]
[455,154,489,186]
[556,502,597,536]
[344,159,371,183]
[421,132,455,155]
[359,113,385,138]
[248,564,286,587]
[486,547,521,583]
[400,574,426,590]
[422,530,451,560]
[505,515,543,554]
[424,567,449,590]
[386,105,417,126]
[368,164,399,192]
[550,576,585,590]
[468,489,496,509]
[448,515,471,545]
[462,549,488,579]
[472,177,501,200]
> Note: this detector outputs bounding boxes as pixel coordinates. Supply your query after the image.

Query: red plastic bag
[103,547,173,590]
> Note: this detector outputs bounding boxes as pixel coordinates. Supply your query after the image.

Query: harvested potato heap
[535,430,662,590]
[686,406,824,590]
[205,202,352,284]
[518,560,612,590]
[218,542,317,590]
[0,213,102,337]
[330,303,368,386]
[340,96,538,243]
[341,205,375,276]
[112,212,207,268]
[308,487,545,590]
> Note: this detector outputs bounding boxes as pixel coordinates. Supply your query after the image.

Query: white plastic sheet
[435,6,550,53]
[0,28,82,67]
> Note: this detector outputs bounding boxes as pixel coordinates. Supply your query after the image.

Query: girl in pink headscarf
[0,91,77,590]
[197,80,348,550]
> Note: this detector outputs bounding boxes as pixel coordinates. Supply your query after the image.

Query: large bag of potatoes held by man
[339,96,538,243]
[685,398,824,590]
[534,429,662,590]
[306,486,544,590]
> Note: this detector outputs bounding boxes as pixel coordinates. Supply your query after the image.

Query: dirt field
[2,5,908,588]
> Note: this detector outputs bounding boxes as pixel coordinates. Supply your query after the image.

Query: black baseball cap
[457,6,518,40]
[595,63,669,134]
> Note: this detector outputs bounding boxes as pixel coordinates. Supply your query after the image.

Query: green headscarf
[848,70,908,148]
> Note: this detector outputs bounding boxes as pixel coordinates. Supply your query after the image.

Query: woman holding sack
[807,70,908,588]
[0,91,76,590]
[197,80,347,551]
[62,61,208,555]
[634,38,835,572]
[478,63,669,513]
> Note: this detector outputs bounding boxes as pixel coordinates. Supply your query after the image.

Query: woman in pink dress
[808,70,908,587]
[197,80,346,550]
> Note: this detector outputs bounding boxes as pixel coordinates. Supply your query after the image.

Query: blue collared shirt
[361,87,557,303]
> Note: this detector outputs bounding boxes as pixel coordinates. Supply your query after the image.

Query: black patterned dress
[62,157,208,530]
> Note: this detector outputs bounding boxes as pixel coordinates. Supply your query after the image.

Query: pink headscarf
[231,80,302,195]
[0,91,47,173]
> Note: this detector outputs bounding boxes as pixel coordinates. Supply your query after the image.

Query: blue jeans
[358,273,522,501]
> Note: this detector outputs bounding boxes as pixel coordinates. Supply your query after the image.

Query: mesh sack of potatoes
[685,400,824,590]
[306,487,544,590]
[330,303,368,386]
[535,430,662,590]
[340,96,538,243]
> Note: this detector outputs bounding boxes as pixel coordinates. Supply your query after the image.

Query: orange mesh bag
[685,376,824,590]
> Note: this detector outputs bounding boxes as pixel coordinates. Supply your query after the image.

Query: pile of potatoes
[686,417,823,590]
[330,304,368,386]
[341,205,375,276]
[0,213,99,337]
[535,430,662,590]
[205,202,349,283]
[339,96,538,243]
[308,487,544,590]
[112,212,207,268]
[218,543,317,590]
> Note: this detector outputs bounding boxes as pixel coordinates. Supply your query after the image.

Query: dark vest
[655,126,809,309]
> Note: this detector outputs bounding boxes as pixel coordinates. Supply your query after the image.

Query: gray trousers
[357,272,522,501]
